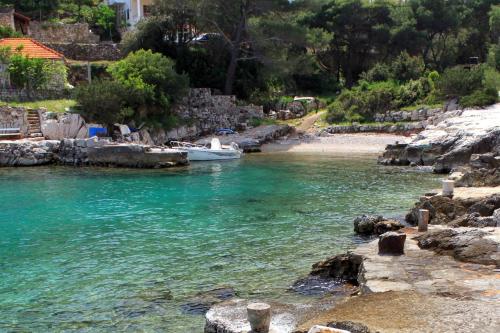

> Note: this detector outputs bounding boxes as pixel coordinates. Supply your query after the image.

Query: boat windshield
[170,141,207,149]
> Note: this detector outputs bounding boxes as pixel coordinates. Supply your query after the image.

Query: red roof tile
[0,38,64,60]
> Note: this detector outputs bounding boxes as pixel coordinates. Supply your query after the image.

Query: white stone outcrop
[42,113,88,140]
[379,103,500,172]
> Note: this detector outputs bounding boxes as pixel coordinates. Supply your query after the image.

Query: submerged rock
[290,276,338,296]
[182,286,237,315]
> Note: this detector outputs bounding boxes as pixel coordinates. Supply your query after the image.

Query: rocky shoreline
[378,104,500,174]
[0,138,188,168]
[205,189,500,333]
[204,104,500,333]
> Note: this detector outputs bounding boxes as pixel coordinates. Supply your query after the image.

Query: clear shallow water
[0,153,440,332]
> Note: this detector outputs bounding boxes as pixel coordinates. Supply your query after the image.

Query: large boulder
[353,215,404,235]
[373,219,404,235]
[449,209,500,228]
[455,168,500,187]
[406,195,468,225]
[416,228,500,267]
[310,253,363,283]
[378,232,406,255]
[353,215,384,234]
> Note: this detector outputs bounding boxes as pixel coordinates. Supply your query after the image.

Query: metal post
[418,209,429,232]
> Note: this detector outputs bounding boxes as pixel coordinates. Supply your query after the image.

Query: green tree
[93,4,115,40]
[107,49,189,125]
[307,0,394,87]
[74,80,135,126]
[8,54,48,90]
[490,5,500,42]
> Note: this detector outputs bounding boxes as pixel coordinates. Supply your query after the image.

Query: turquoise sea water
[0,153,440,332]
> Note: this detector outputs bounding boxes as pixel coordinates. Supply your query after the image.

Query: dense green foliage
[1,1,117,40]
[0,26,22,38]
[3,47,68,90]
[437,65,499,107]
[6,0,499,126]
[75,50,189,127]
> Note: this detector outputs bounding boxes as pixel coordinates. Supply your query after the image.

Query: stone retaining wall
[30,22,100,44]
[374,108,442,123]
[322,122,424,135]
[0,106,28,136]
[160,88,264,142]
[46,42,122,61]
[0,89,70,102]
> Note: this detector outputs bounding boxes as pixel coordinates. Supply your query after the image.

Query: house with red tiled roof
[0,38,64,60]
[0,38,66,89]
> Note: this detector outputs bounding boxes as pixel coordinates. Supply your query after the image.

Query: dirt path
[295,110,326,132]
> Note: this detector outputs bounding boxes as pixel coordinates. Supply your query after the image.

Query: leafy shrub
[487,45,500,71]
[108,49,189,107]
[361,52,425,83]
[76,50,188,128]
[74,80,136,125]
[460,88,498,108]
[396,77,432,107]
[360,63,391,82]
[327,81,398,123]
[391,52,425,83]
[0,26,22,38]
[8,54,48,90]
[437,66,484,97]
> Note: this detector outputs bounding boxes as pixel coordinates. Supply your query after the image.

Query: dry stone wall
[0,106,29,135]
[47,42,122,61]
[163,88,264,142]
[29,22,100,44]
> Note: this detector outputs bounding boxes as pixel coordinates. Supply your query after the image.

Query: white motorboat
[170,138,242,161]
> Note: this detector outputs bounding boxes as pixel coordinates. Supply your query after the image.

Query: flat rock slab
[296,227,500,332]
[296,290,500,333]
[205,299,313,333]
[355,227,500,299]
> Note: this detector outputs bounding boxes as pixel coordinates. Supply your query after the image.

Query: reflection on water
[0,154,440,331]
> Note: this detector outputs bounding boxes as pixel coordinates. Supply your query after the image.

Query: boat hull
[179,148,242,161]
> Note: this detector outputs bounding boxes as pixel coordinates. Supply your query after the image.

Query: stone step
[29,133,43,137]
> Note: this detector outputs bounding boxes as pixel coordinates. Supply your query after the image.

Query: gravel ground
[262,134,409,155]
